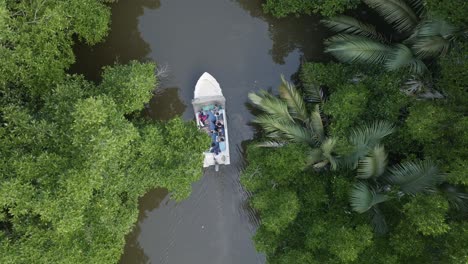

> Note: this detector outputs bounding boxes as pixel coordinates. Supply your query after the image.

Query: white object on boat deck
[192,72,230,169]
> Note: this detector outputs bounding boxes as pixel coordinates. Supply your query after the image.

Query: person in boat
[210,130,218,142]
[210,142,220,155]
[209,119,217,131]
[198,111,208,123]
[218,137,226,152]
[215,110,223,120]
[206,110,217,123]
[216,123,225,136]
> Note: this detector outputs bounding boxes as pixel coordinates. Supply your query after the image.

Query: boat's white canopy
[194,72,223,98]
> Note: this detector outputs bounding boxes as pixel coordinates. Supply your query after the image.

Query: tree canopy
[242,1,468,258]
[262,0,360,18]
[0,1,210,263]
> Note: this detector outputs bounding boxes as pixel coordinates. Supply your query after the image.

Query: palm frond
[416,19,456,39]
[279,124,318,146]
[440,184,468,211]
[344,121,394,169]
[350,182,390,213]
[386,44,428,74]
[253,115,318,146]
[308,148,325,164]
[252,114,285,134]
[307,138,339,169]
[413,36,451,58]
[363,0,420,33]
[248,91,293,121]
[304,83,324,104]
[322,16,386,41]
[278,76,308,122]
[386,160,444,195]
[308,148,330,170]
[357,145,387,179]
[321,137,339,170]
[370,206,388,234]
[309,105,325,142]
[406,0,425,17]
[325,34,392,65]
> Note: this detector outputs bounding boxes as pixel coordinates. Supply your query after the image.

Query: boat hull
[192,73,230,168]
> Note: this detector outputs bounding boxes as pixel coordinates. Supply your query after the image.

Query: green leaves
[248,90,293,122]
[324,1,458,74]
[350,182,390,213]
[279,75,308,122]
[262,0,360,18]
[252,190,300,234]
[357,145,387,179]
[325,34,392,64]
[386,160,444,195]
[99,61,157,114]
[322,16,385,41]
[386,44,427,74]
[0,60,207,263]
[403,194,450,236]
[249,77,324,147]
[344,121,394,169]
[363,0,419,33]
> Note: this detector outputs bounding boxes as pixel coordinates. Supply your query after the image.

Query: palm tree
[323,0,460,75]
[308,120,394,170]
[249,77,394,171]
[349,146,446,233]
[249,77,468,233]
[248,76,325,147]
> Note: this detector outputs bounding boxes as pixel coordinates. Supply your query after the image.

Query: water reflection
[143,87,187,120]
[232,0,330,64]
[70,0,161,81]
[120,188,169,264]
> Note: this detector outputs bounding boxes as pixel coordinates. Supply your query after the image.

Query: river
[72,0,328,263]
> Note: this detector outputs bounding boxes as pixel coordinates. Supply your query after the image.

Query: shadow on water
[143,87,187,121]
[69,0,161,82]
[120,188,169,264]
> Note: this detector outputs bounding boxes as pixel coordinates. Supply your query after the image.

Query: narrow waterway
[72,0,328,263]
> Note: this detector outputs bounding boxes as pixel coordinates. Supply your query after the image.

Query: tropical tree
[248,77,395,171]
[323,0,462,75]
[248,76,325,147]
[349,145,468,233]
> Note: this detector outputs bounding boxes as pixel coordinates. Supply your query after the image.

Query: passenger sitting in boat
[215,111,223,120]
[210,130,218,142]
[209,119,216,131]
[206,110,217,123]
[210,142,220,155]
[216,125,225,136]
[198,111,208,123]
[218,137,226,151]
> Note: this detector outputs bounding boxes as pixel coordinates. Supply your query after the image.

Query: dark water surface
[73,0,328,263]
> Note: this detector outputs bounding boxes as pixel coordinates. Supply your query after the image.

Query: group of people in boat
[198,104,226,155]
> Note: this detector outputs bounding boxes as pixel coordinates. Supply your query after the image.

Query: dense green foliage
[426,0,468,27]
[323,0,463,75]
[0,1,209,263]
[262,0,360,18]
[243,2,468,258]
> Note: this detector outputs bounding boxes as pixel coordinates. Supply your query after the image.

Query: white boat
[192,72,230,171]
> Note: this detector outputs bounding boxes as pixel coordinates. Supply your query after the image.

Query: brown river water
[72,0,328,263]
